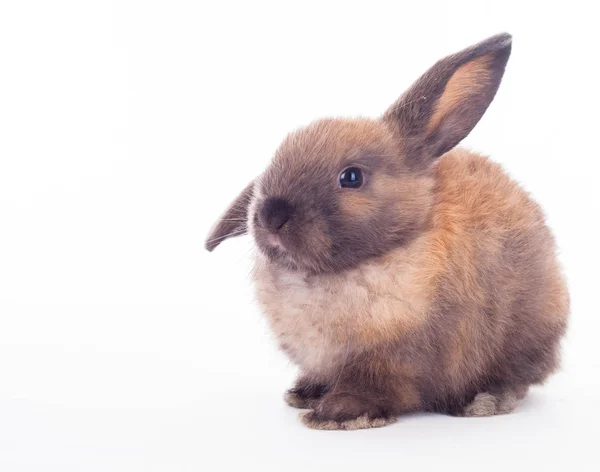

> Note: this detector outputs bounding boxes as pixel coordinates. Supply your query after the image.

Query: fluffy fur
[206,33,569,430]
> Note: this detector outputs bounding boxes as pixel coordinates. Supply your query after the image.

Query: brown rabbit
[205,33,569,430]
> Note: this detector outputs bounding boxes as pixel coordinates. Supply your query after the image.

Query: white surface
[1,1,599,470]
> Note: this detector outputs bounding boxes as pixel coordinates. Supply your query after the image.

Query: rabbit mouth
[251,208,333,273]
[260,242,301,270]
[266,233,286,250]
[257,232,292,259]
[253,228,308,270]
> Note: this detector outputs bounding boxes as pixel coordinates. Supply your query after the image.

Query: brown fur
[427,55,492,132]
[206,33,569,430]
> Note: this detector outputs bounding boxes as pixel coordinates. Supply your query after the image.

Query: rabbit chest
[252,242,432,376]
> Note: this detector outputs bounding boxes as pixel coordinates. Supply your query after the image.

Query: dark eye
[339,167,363,188]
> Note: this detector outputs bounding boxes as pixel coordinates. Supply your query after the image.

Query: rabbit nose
[259,197,292,232]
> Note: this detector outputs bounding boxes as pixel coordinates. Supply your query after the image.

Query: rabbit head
[206,33,512,274]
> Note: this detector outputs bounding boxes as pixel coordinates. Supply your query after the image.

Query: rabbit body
[253,149,568,427]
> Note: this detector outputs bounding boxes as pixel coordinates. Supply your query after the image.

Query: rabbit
[205,33,569,430]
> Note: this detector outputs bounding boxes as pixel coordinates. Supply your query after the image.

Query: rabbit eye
[339,167,363,189]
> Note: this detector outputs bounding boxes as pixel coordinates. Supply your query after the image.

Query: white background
[1,1,598,470]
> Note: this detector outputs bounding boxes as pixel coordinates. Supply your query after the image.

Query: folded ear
[383,33,512,168]
[205,181,254,251]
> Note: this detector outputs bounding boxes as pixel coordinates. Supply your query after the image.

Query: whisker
[205,229,247,244]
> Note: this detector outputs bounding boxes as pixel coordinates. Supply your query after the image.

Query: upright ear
[205,181,254,251]
[383,33,512,167]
